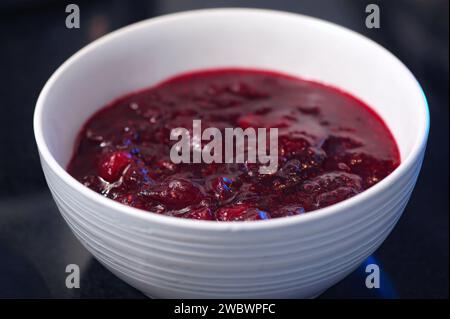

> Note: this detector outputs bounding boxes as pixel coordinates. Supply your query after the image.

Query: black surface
[0,0,448,298]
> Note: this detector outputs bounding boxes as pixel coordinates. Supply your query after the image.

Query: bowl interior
[37,9,427,172]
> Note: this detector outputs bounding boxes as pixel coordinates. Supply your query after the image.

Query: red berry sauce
[67,69,400,221]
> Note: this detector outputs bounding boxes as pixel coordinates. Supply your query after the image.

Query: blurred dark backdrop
[0,0,448,298]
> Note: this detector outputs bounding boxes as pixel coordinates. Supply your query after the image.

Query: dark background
[0,0,448,298]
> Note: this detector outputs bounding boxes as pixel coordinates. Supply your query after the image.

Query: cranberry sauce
[67,69,400,221]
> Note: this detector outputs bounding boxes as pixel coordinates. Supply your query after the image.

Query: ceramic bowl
[34,9,429,298]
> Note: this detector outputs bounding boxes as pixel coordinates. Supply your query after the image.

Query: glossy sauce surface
[68,69,400,221]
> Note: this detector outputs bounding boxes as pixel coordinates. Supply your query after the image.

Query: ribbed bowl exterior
[40,150,425,298]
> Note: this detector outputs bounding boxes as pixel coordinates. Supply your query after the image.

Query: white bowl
[34,9,429,298]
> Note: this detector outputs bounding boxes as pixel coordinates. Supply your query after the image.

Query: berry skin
[300,172,363,209]
[114,193,146,210]
[276,159,303,187]
[209,176,237,201]
[304,172,363,193]
[216,204,271,221]
[279,137,310,157]
[182,207,214,220]
[119,160,153,192]
[315,187,359,208]
[143,179,204,209]
[98,151,132,182]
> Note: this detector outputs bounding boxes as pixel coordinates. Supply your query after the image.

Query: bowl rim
[33,8,430,231]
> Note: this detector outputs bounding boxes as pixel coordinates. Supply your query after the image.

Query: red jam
[67,69,400,221]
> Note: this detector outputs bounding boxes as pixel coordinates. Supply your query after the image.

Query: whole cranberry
[209,176,238,201]
[182,207,214,220]
[216,204,271,221]
[143,178,204,209]
[315,187,359,208]
[98,151,132,182]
